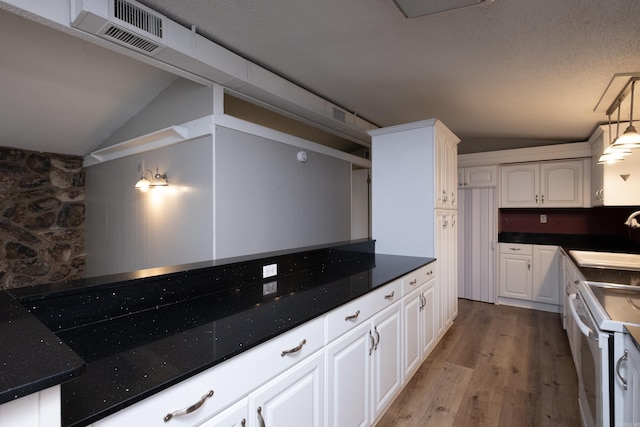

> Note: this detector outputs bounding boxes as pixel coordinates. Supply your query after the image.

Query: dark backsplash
[499,206,640,243]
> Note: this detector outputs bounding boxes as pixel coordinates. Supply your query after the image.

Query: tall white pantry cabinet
[369,119,460,333]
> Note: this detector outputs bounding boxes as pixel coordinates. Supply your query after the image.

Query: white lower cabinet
[76,265,439,427]
[199,399,248,427]
[249,350,324,427]
[0,386,60,427]
[402,274,437,379]
[325,301,402,427]
[498,243,560,311]
[201,350,324,427]
[614,333,640,427]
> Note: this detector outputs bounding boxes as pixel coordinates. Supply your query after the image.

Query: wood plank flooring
[377,299,581,427]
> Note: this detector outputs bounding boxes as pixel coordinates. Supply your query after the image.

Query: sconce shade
[135,176,151,190]
[134,167,168,190]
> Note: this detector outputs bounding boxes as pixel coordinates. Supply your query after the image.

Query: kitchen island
[0,239,435,427]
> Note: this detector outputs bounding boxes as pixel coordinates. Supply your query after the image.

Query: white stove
[580,281,640,332]
[574,281,640,427]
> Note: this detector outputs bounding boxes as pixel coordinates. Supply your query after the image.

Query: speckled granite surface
[1,239,433,427]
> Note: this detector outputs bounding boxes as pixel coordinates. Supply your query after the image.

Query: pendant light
[598,111,632,164]
[613,79,640,148]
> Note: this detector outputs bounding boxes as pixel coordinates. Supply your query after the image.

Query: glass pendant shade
[612,124,640,148]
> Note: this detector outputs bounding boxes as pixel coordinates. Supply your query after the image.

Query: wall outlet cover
[262,263,277,278]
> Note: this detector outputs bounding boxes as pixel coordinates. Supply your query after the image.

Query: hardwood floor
[377,299,581,427]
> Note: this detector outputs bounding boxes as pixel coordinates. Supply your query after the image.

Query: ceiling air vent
[102,25,161,53]
[332,107,346,123]
[112,0,163,38]
[71,0,167,55]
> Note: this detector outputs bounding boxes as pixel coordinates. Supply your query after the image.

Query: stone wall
[0,147,85,289]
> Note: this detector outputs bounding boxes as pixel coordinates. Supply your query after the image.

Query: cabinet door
[420,279,437,359]
[325,322,371,427]
[435,212,447,338]
[532,245,560,305]
[499,254,532,300]
[540,161,583,207]
[500,164,539,207]
[199,399,247,427]
[371,304,402,421]
[449,212,458,322]
[460,166,498,188]
[435,132,449,208]
[622,337,640,425]
[402,289,422,378]
[249,351,324,427]
[590,131,605,206]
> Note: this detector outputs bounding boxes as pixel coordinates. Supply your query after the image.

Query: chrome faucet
[625,210,640,228]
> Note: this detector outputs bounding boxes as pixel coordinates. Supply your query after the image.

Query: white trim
[83,116,214,166]
[458,142,592,167]
[496,296,561,314]
[83,114,371,168]
[212,115,372,168]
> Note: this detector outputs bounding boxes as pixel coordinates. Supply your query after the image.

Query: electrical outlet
[540,214,547,224]
[262,263,277,278]
[263,281,278,296]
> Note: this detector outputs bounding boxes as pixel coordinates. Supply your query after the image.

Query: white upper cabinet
[590,125,640,206]
[457,165,498,188]
[500,160,584,208]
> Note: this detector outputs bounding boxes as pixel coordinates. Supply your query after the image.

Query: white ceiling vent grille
[112,0,163,38]
[71,0,167,55]
[102,24,161,53]
[333,107,346,123]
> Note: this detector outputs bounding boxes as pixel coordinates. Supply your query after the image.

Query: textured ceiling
[1,0,640,155]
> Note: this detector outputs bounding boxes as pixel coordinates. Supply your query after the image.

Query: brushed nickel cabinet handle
[164,390,214,422]
[528,260,531,271]
[426,270,433,276]
[509,247,521,251]
[384,291,395,300]
[281,339,307,357]
[373,326,380,351]
[369,330,375,356]
[345,310,360,321]
[409,279,418,285]
[241,419,246,427]
[257,406,266,427]
[616,350,628,390]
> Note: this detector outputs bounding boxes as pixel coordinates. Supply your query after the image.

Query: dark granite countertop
[1,239,434,427]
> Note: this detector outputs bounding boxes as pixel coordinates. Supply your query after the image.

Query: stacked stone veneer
[0,147,85,289]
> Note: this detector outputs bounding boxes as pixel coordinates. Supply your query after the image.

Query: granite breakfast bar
[0,240,435,427]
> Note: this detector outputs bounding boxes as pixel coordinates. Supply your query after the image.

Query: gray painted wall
[96,79,214,150]
[214,126,351,259]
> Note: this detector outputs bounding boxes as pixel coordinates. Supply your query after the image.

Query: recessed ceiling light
[394,0,494,18]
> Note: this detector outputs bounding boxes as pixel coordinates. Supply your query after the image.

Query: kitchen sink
[569,250,640,271]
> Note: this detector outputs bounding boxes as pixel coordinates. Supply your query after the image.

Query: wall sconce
[135,167,169,191]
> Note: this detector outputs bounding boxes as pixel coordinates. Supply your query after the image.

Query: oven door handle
[568,294,596,340]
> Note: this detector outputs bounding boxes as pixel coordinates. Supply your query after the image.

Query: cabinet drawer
[325,279,402,344]
[94,317,324,427]
[499,243,532,255]
[402,263,436,296]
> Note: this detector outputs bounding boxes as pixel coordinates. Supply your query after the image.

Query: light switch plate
[540,214,547,224]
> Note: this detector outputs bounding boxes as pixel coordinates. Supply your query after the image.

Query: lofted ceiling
[1,0,640,156]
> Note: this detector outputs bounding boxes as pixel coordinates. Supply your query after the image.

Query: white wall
[85,136,214,276]
[213,126,351,259]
